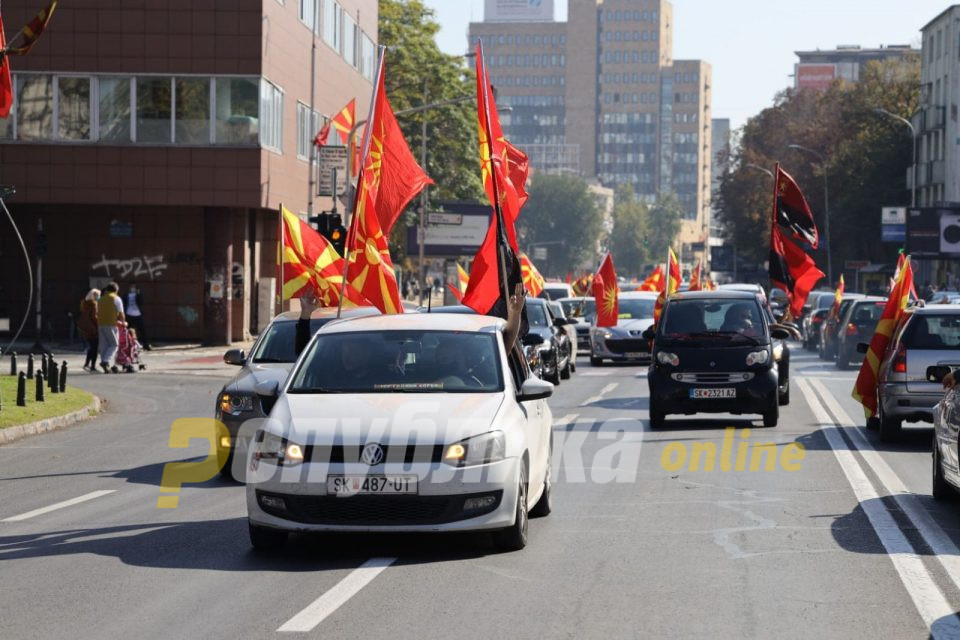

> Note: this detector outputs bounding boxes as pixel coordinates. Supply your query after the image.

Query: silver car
[873,305,960,441]
[589,292,658,366]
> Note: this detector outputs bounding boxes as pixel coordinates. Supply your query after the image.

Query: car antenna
[427,284,433,313]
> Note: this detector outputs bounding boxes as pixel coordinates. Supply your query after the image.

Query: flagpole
[276,204,283,310]
[335,45,386,319]
[476,40,511,307]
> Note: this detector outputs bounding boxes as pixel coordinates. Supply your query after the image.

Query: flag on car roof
[653,248,680,323]
[593,253,618,327]
[636,265,663,292]
[279,205,361,306]
[774,163,819,249]
[769,224,823,318]
[447,263,470,302]
[520,252,545,297]
[852,256,914,418]
[345,54,430,314]
[829,274,845,321]
[688,259,702,291]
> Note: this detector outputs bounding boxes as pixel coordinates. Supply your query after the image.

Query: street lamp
[744,163,774,179]
[873,107,917,208]
[787,143,833,285]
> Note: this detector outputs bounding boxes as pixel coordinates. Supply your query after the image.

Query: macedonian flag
[520,252,545,297]
[280,205,360,306]
[688,259,702,291]
[593,253,618,327]
[5,1,57,56]
[653,248,681,323]
[636,265,663,292]
[852,256,914,418]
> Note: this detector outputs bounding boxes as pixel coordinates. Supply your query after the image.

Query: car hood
[271,392,507,445]
[227,362,293,393]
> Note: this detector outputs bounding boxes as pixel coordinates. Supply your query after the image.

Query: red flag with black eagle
[774,163,819,249]
[769,225,824,317]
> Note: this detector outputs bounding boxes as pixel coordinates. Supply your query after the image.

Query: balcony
[912,106,946,132]
[916,160,946,187]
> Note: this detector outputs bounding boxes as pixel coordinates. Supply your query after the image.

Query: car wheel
[590,355,603,366]
[835,347,850,370]
[560,359,571,380]
[530,443,553,518]
[818,339,827,360]
[866,416,880,431]
[762,399,779,427]
[249,522,287,551]
[218,451,235,479]
[649,398,666,429]
[933,438,954,501]
[778,384,790,406]
[493,462,529,551]
[879,412,902,442]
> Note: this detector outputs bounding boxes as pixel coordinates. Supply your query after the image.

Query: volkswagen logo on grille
[361,443,385,466]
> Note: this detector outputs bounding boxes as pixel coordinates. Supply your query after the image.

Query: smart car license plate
[690,388,735,399]
[625,352,647,358]
[326,475,418,495]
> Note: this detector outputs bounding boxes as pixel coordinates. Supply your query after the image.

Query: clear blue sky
[423,0,945,131]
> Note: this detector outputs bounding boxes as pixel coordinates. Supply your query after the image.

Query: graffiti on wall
[91,254,169,280]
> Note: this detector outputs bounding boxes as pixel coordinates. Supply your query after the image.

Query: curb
[0,395,103,446]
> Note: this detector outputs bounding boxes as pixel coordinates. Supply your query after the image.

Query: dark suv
[835,296,888,370]
[645,291,789,428]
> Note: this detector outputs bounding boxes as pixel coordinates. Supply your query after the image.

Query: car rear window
[850,302,887,325]
[902,315,960,350]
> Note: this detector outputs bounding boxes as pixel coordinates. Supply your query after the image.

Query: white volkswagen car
[245,313,555,551]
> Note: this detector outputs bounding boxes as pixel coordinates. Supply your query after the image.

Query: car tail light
[845,323,858,336]
[812,315,824,324]
[892,343,907,374]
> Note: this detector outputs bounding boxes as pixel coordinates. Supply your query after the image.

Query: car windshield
[289,330,503,393]
[902,315,960,350]
[660,299,764,344]
[251,319,330,363]
[617,298,656,320]
[527,304,549,327]
[561,298,596,320]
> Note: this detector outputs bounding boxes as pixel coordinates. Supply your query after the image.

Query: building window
[296,102,321,159]
[322,0,342,52]
[260,79,283,152]
[343,12,357,68]
[99,76,131,143]
[360,33,375,81]
[300,0,316,31]
[215,77,259,145]
[175,77,210,144]
[136,76,172,143]
[57,76,91,141]
[17,74,52,140]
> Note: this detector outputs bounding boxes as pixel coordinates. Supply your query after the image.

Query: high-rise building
[468,0,713,266]
[794,44,920,91]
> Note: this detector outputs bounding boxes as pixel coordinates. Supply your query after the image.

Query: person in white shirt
[125,283,151,350]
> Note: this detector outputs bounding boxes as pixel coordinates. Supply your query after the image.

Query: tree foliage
[609,184,649,277]
[716,58,920,273]
[647,192,683,262]
[518,174,602,277]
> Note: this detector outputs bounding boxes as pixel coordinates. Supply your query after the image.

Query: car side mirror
[517,377,553,402]
[770,328,790,340]
[521,333,545,347]
[642,327,656,340]
[927,365,952,383]
[224,348,246,366]
[254,379,280,398]
[856,342,870,354]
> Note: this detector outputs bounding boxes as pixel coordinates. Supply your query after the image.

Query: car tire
[866,416,880,431]
[219,451,235,479]
[835,347,851,370]
[560,359,571,380]
[878,403,902,442]
[570,359,576,373]
[763,400,779,427]
[933,439,954,501]
[778,384,790,406]
[493,463,529,551]
[530,443,552,518]
[249,522,287,551]
[590,356,603,366]
[649,398,666,429]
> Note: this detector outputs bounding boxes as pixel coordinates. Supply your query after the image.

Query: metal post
[16,372,25,406]
[49,359,59,393]
[26,353,33,379]
[307,31,317,216]
[418,77,429,303]
[8,351,15,376]
[35,371,44,402]
[59,360,67,391]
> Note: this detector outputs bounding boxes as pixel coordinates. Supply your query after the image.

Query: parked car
[246,313,555,551]
[548,300,578,369]
[929,290,960,304]
[645,290,790,428]
[558,296,596,353]
[819,293,865,361]
[589,291,658,366]
[803,308,830,351]
[541,282,574,300]
[526,296,574,384]
[835,296,888,370]
[759,300,793,406]
[873,305,960,441]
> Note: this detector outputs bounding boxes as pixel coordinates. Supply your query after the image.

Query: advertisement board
[795,64,837,91]
[905,207,960,257]
[484,0,554,22]
[407,202,492,257]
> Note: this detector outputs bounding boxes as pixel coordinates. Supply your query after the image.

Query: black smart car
[645,291,791,428]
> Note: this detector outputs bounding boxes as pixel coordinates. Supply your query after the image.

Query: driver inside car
[721,303,760,335]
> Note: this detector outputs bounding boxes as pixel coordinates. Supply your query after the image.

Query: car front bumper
[648,368,779,415]
[245,458,521,533]
[591,336,651,362]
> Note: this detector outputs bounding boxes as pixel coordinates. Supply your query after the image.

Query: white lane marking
[553,413,579,428]
[581,383,619,407]
[580,371,613,376]
[1,490,116,522]
[797,378,960,636]
[809,378,960,597]
[278,557,396,632]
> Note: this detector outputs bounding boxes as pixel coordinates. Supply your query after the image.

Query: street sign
[906,207,957,257]
[881,224,906,243]
[881,206,906,225]
[844,260,870,270]
[407,203,492,257]
[533,247,547,260]
[427,212,463,225]
[317,147,348,197]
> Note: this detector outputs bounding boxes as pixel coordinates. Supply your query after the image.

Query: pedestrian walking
[125,283,151,350]
[77,288,100,372]
[96,282,125,373]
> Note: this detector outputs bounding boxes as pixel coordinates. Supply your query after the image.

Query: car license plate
[689,388,736,399]
[625,352,647,358]
[326,475,418,495]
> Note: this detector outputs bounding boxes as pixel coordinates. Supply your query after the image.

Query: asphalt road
[3,348,960,638]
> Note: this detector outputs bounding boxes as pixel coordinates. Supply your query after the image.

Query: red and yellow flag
[280,206,359,306]
[346,59,430,315]
[571,273,593,296]
[520,252,545,297]
[447,263,470,302]
[829,274,845,321]
[5,1,57,56]
[653,248,681,323]
[315,98,356,148]
[852,257,914,417]
[593,253,618,327]
[636,265,663,292]
[688,260,702,291]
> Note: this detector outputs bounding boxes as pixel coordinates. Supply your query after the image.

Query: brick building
[0,0,375,344]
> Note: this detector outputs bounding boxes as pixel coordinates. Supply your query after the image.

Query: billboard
[796,64,837,91]
[905,207,960,257]
[484,0,554,22]
[407,202,492,257]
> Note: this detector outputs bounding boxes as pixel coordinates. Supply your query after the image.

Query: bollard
[59,360,67,391]
[49,360,60,394]
[41,353,48,379]
[16,372,26,406]
[46,355,55,389]
[35,372,45,402]
[9,351,16,376]
[26,353,34,379]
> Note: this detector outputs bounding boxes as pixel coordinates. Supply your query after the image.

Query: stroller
[116,322,147,372]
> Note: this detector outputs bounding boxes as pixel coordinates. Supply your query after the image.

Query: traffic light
[308,212,347,257]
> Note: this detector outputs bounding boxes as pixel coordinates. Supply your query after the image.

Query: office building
[794,44,919,91]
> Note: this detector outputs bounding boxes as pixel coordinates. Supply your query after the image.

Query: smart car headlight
[656,351,679,366]
[443,431,506,467]
[746,350,770,366]
[772,342,784,361]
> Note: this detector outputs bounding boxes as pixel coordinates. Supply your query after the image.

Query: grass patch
[0,373,96,429]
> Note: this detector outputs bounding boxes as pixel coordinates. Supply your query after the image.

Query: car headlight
[772,342,784,361]
[219,392,254,416]
[252,431,304,466]
[593,328,614,340]
[443,431,506,467]
[656,351,679,366]
[746,350,770,366]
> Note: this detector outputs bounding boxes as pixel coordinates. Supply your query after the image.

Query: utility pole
[418,78,429,304]
[307,26,317,216]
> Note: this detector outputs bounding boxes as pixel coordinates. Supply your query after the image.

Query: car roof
[670,290,758,300]
[270,306,385,323]
[557,296,594,303]
[718,283,763,292]
[913,304,960,314]
[317,312,504,334]
[421,304,475,314]
[619,291,660,300]
[851,296,888,303]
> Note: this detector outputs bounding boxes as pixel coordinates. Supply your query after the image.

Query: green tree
[609,184,649,278]
[647,192,683,261]
[518,174,602,277]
